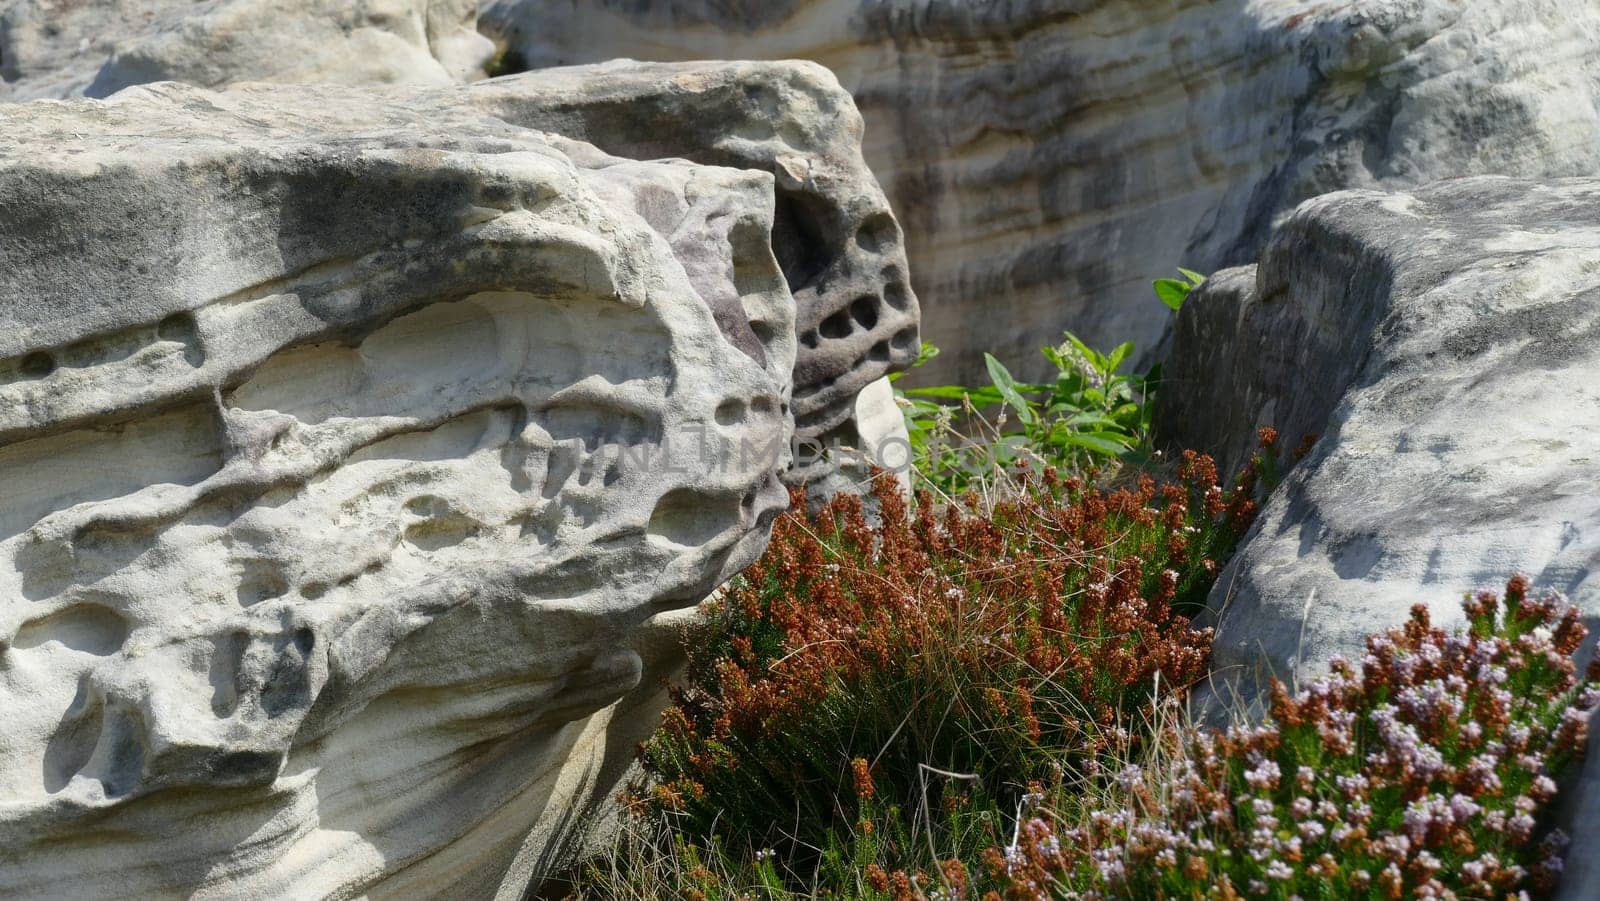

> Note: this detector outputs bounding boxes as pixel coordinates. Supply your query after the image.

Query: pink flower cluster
[986,577,1598,900]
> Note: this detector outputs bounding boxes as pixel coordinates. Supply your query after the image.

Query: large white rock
[0,77,794,897]
[0,0,495,101]
[480,0,1600,383]
[1155,176,1600,893]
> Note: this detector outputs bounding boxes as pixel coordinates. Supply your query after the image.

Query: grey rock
[0,0,495,101]
[470,60,921,454]
[1159,175,1600,896]
[480,0,1600,385]
[0,76,793,897]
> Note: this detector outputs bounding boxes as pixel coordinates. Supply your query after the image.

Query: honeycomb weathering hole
[819,309,853,339]
[772,188,833,293]
[18,352,54,380]
[13,603,130,656]
[849,295,880,330]
[854,211,898,254]
[884,282,912,311]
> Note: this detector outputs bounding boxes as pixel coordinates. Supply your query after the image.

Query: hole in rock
[818,309,853,340]
[849,296,880,331]
[14,603,130,656]
[884,281,912,312]
[715,400,745,426]
[772,188,834,293]
[854,212,898,254]
[750,320,779,346]
[648,488,741,548]
[43,679,101,793]
[156,312,196,343]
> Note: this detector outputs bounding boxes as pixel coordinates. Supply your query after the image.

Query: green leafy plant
[894,268,1207,496]
[893,336,1156,495]
[1153,267,1207,311]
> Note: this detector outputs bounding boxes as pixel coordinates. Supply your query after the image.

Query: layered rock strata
[481,0,1600,384]
[0,0,494,101]
[2,7,925,470]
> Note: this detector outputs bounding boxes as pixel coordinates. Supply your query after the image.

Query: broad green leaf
[1177,267,1208,287]
[1063,432,1136,456]
[890,341,940,381]
[905,385,982,400]
[1106,340,1135,373]
[1062,412,1120,428]
[985,353,1036,425]
[1153,278,1191,311]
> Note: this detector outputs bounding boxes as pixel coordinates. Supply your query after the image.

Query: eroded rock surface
[1157,175,1600,736]
[0,0,494,101]
[468,60,921,453]
[481,0,1600,383]
[0,77,793,897]
[1,4,923,465]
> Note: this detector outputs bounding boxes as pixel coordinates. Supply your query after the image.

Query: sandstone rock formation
[1154,178,1600,893]
[1,5,924,473]
[480,0,1600,384]
[0,76,794,897]
[0,0,495,101]
[466,60,921,456]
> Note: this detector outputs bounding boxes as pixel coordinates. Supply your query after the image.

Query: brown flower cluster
[638,456,1254,876]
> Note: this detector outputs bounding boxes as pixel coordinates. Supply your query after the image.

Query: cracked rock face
[480,0,1600,384]
[0,78,793,897]
[0,0,495,101]
[1154,178,1600,895]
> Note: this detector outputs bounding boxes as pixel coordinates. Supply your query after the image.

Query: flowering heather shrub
[990,576,1600,900]
[632,451,1258,885]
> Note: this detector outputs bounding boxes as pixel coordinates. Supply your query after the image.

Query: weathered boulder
[466,60,922,456]
[480,0,1600,384]
[0,76,793,897]
[1155,177,1600,893]
[1,4,923,470]
[0,0,494,101]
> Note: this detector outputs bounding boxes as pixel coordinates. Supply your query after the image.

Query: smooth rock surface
[481,0,1600,384]
[1161,176,1600,696]
[0,0,494,101]
[0,77,793,897]
[1155,181,1600,890]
